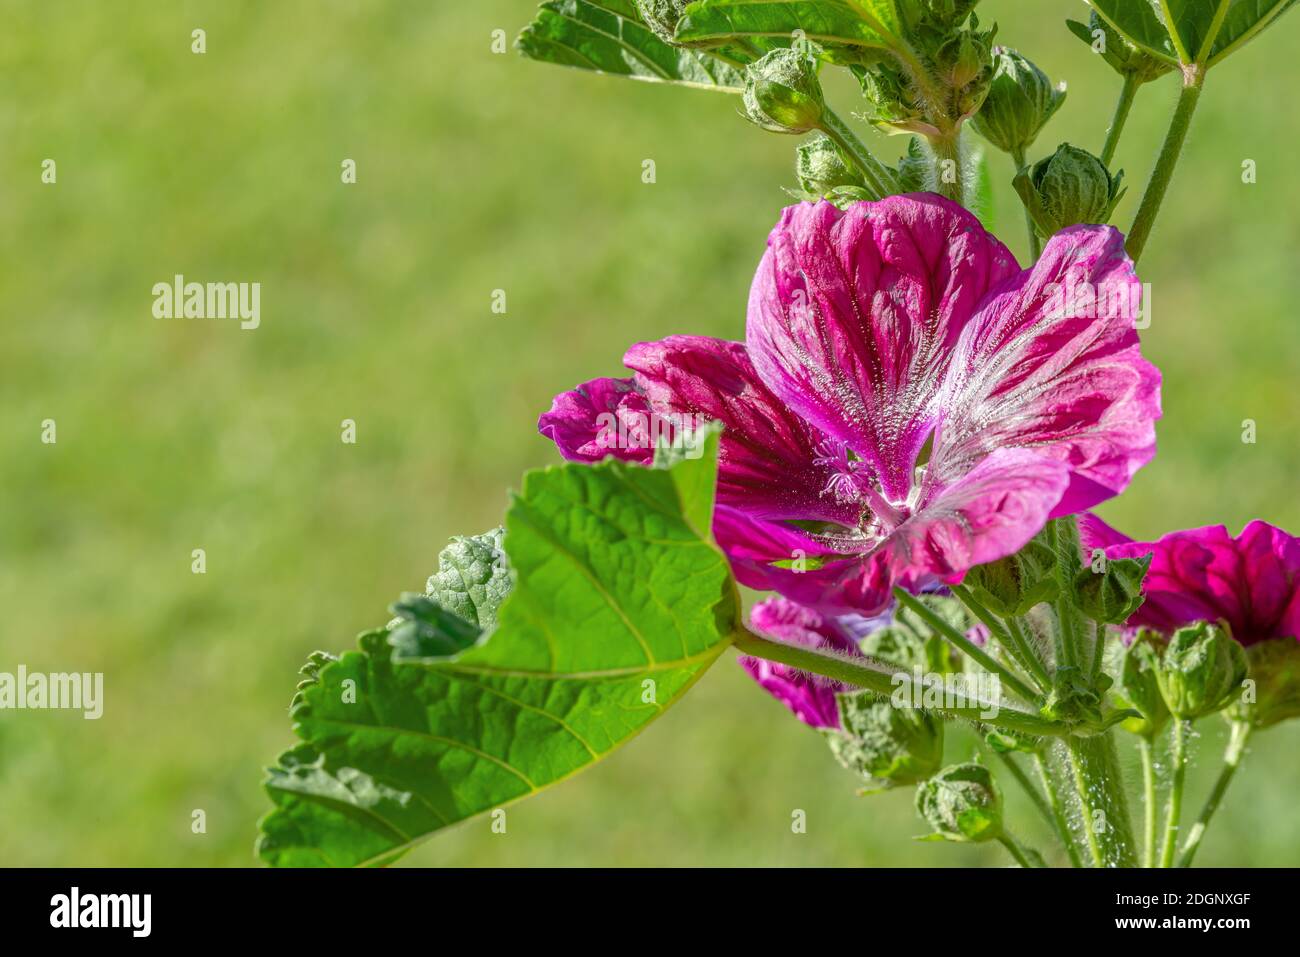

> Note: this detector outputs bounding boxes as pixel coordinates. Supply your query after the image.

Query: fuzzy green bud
[1156,622,1249,720]
[970,47,1066,155]
[1014,143,1126,238]
[1226,637,1300,729]
[916,762,1002,843]
[634,0,690,45]
[1074,552,1151,625]
[796,134,865,196]
[1118,629,1170,737]
[828,691,945,789]
[742,48,826,134]
[963,535,1058,616]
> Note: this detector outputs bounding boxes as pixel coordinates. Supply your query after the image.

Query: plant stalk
[1126,67,1204,263]
[1159,719,1189,867]
[819,109,900,198]
[1010,146,1042,261]
[1100,74,1140,166]
[1177,720,1252,867]
[1138,735,1158,867]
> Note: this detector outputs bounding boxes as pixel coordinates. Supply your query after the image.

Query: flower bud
[1066,12,1175,85]
[828,691,945,788]
[1156,621,1249,720]
[970,47,1066,155]
[742,48,826,134]
[1014,143,1125,238]
[1073,553,1150,625]
[1226,637,1300,729]
[963,535,1058,616]
[915,762,1003,843]
[858,65,931,135]
[795,134,865,196]
[1117,629,1170,737]
[635,0,690,45]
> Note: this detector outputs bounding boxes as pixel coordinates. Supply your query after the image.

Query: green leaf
[258,425,738,867]
[425,527,510,631]
[1089,0,1296,67]
[1205,0,1297,66]
[517,0,747,92]
[1087,0,1181,65]
[676,0,903,52]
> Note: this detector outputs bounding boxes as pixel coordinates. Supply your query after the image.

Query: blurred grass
[0,0,1296,867]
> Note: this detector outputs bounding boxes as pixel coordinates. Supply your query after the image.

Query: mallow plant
[256,1,1299,867]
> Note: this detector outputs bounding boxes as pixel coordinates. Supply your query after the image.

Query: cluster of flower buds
[1014,143,1126,238]
[857,4,997,135]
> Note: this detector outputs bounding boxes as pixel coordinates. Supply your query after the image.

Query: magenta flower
[739,597,866,729]
[1081,515,1300,646]
[539,195,1160,616]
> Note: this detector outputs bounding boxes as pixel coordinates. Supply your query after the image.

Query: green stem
[1035,751,1085,868]
[1159,719,1189,867]
[1065,734,1139,868]
[1177,721,1251,867]
[930,131,964,205]
[1010,146,1042,261]
[997,832,1042,868]
[1138,735,1158,868]
[1087,621,1105,684]
[1049,518,1082,669]
[993,750,1054,832]
[732,628,1069,737]
[1100,74,1140,167]
[951,584,1050,692]
[892,588,1039,704]
[1126,68,1204,263]
[819,109,900,198]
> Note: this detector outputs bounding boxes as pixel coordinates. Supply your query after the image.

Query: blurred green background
[1,0,1297,867]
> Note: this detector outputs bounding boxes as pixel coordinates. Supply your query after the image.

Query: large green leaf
[517,0,747,92]
[675,0,903,51]
[257,426,738,867]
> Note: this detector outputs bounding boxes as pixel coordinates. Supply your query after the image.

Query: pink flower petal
[932,225,1161,517]
[746,196,1019,501]
[537,377,658,464]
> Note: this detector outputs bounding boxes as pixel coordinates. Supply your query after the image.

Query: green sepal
[827,690,945,788]
[1117,627,1171,737]
[1226,636,1300,729]
[1073,552,1151,625]
[915,761,1003,843]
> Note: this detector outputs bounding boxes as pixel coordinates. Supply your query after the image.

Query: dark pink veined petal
[537,377,658,464]
[930,225,1161,518]
[1102,521,1300,646]
[625,336,858,523]
[712,506,901,615]
[746,196,1020,502]
[740,597,862,729]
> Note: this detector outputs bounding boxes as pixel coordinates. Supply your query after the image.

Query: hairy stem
[1126,68,1204,263]
[1100,74,1140,166]
[1159,719,1189,867]
[733,628,1069,737]
[929,131,964,205]
[1035,751,1085,868]
[951,584,1051,691]
[1177,721,1252,867]
[997,832,1042,868]
[1010,146,1042,261]
[892,588,1039,703]
[819,109,900,198]
[1065,734,1139,868]
[1138,735,1158,868]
